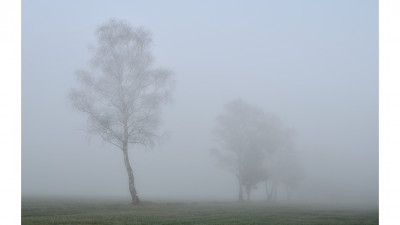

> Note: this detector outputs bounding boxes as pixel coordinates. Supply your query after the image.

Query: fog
[22,0,378,206]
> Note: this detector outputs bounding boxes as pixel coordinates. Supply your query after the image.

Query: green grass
[22,198,378,224]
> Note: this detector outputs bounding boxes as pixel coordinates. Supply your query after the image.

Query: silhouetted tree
[265,148,304,202]
[242,148,267,201]
[277,150,305,201]
[212,99,288,201]
[69,19,173,204]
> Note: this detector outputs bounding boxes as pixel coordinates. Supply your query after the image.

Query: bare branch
[69,19,173,152]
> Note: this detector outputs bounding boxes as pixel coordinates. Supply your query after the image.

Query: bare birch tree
[69,19,173,204]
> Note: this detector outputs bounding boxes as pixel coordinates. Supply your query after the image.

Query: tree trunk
[272,182,278,203]
[246,185,251,201]
[238,183,244,202]
[123,144,140,204]
[266,180,277,202]
[266,181,272,202]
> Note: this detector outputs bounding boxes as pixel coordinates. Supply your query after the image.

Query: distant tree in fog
[241,148,267,201]
[275,150,305,201]
[212,99,290,201]
[263,145,305,202]
[68,19,174,204]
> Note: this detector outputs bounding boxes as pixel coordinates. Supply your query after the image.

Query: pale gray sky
[22,0,378,204]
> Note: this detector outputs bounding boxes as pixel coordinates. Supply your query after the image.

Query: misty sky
[22,0,378,204]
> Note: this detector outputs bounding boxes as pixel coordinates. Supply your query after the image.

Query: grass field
[22,198,378,224]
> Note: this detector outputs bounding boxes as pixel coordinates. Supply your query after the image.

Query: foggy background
[22,0,378,205]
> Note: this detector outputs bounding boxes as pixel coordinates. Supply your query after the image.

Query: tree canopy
[69,19,174,204]
[212,99,301,201]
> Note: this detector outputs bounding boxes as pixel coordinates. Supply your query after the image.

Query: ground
[22,198,378,224]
